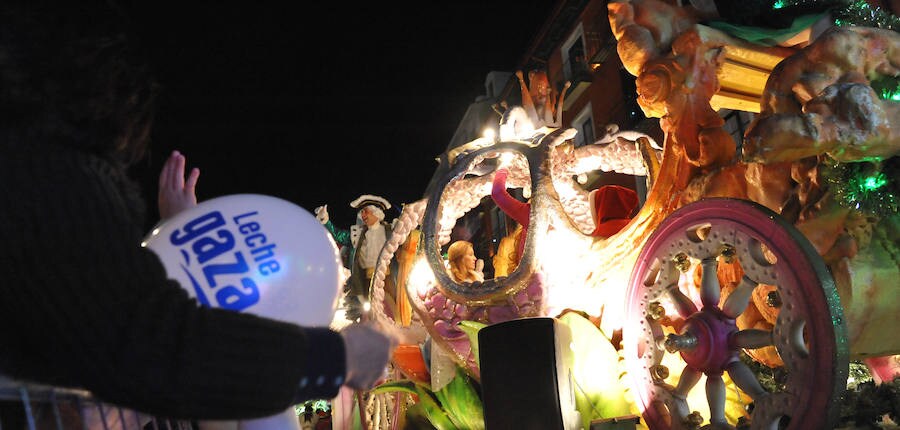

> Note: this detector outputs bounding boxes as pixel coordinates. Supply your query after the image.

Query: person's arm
[552,81,572,127]
[323,221,353,247]
[516,70,540,125]
[515,70,530,106]
[0,149,391,420]
[315,205,353,247]
[491,168,530,226]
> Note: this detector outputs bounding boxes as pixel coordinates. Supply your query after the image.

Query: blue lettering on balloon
[244,232,266,247]
[165,210,258,311]
[193,230,235,264]
[215,277,260,310]
[258,260,280,275]
[239,222,261,235]
[202,252,250,287]
[231,211,258,225]
[162,208,291,312]
[180,264,211,307]
[232,211,281,277]
[250,243,276,262]
[171,211,226,245]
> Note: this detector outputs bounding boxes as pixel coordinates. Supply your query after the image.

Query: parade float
[350,1,900,429]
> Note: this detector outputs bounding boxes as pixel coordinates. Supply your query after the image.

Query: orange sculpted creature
[515,69,570,128]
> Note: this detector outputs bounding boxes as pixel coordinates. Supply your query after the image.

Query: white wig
[364,205,385,221]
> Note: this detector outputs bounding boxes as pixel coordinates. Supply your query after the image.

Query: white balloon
[144,194,345,430]
[235,409,299,430]
[144,194,343,327]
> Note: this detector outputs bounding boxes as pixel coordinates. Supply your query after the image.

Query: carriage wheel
[623,198,848,429]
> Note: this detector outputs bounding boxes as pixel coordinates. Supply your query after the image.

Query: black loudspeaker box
[478,317,581,429]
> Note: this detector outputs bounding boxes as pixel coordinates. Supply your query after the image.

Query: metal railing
[0,377,193,430]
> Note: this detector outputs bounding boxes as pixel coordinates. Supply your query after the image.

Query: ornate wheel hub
[668,304,738,376]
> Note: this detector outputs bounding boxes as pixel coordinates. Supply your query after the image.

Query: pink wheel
[623,198,848,429]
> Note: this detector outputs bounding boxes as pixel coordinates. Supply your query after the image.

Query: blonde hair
[447,240,477,282]
[492,223,523,277]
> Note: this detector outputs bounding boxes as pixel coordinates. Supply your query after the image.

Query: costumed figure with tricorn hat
[315,195,399,321]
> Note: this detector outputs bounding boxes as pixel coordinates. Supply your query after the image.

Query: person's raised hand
[339,321,398,391]
[473,258,486,282]
[314,205,329,224]
[158,150,200,220]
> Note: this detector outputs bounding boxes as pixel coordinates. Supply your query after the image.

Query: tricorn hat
[350,194,392,212]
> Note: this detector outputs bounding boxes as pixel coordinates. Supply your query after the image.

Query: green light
[863,174,887,190]
[882,87,900,100]
[876,80,900,100]
[824,158,897,217]
[773,0,786,9]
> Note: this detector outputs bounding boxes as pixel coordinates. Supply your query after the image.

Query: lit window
[562,24,587,83]
[572,103,594,148]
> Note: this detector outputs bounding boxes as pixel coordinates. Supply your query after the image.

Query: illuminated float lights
[823,156,899,216]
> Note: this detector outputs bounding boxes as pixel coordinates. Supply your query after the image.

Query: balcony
[589,35,618,69]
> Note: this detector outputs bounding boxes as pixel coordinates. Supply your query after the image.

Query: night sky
[127,2,555,228]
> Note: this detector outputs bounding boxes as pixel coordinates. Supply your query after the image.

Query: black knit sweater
[0,139,346,420]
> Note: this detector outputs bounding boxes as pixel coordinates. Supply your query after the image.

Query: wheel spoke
[726,360,767,399]
[706,373,727,425]
[721,275,758,318]
[732,328,773,349]
[674,365,702,399]
[699,257,720,308]
[668,283,698,317]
